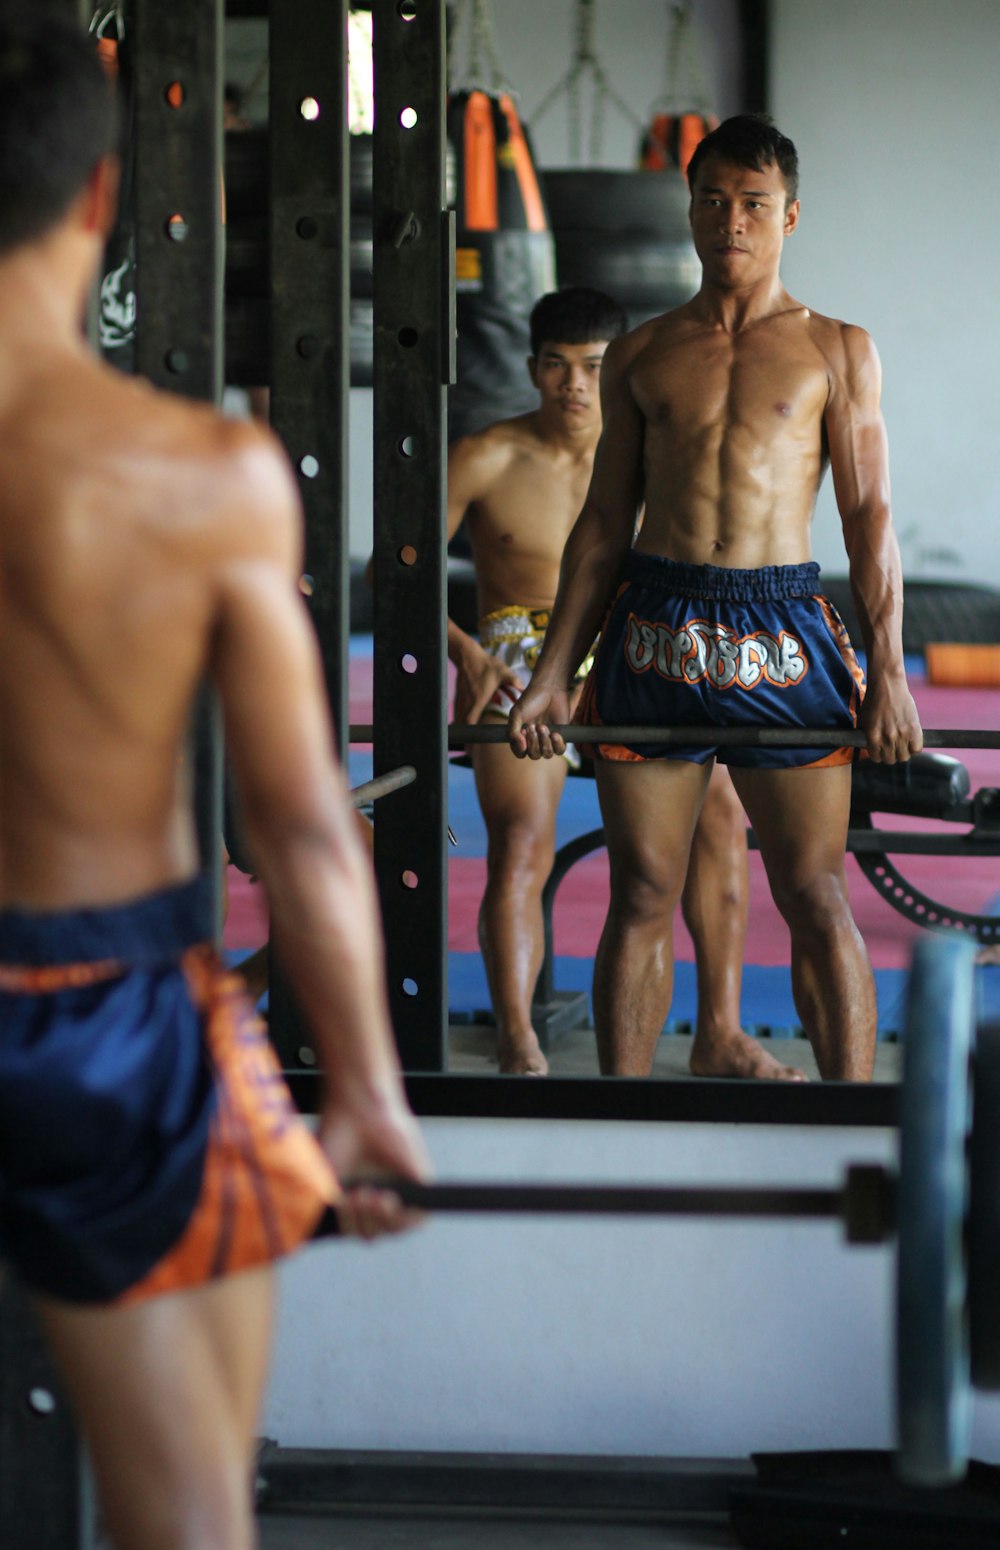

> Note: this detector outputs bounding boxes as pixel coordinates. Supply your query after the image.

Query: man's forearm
[530,506,629,687]
[845,509,908,678]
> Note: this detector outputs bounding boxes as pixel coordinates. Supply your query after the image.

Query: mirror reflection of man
[510,119,923,1081]
[448,287,805,1080]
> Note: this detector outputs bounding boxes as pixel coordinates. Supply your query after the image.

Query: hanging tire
[542,168,691,238]
[553,230,699,310]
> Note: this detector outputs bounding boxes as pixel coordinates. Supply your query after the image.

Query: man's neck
[533,405,602,459]
[692,274,795,334]
[0,232,96,355]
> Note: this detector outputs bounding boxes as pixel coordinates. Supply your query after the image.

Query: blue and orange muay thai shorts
[0,875,338,1305]
[575,552,865,768]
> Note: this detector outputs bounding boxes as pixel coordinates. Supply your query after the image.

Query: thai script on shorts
[624,613,809,690]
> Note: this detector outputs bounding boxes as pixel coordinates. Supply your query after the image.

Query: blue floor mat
[446,951,1000,1042]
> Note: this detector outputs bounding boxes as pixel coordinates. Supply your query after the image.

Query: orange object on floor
[925,643,1000,687]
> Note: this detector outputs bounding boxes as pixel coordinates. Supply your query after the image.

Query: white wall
[771,0,1000,584]
[263,1115,1000,1463]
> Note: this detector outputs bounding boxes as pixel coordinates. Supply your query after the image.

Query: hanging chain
[660,1,711,112]
[530,0,643,164]
[89,4,124,41]
[449,0,511,95]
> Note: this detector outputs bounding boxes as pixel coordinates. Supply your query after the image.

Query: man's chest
[632,333,829,442]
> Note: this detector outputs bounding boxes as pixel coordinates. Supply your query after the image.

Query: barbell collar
[350,724,1000,751]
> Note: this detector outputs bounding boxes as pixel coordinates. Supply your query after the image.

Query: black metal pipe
[351,724,1000,751]
[369,1180,845,1219]
[349,765,417,808]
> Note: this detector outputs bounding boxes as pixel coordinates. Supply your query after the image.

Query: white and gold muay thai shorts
[477,605,596,770]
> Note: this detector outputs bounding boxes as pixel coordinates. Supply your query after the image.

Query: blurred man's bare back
[0,335,274,908]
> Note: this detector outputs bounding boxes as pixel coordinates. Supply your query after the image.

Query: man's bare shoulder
[451,411,539,462]
[602,302,702,373]
[801,309,879,369]
[798,311,882,402]
[78,358,299,553]
[448,411,544,490]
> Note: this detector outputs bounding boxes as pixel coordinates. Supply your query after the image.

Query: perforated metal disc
[969,1022,1000,1388]
[896,932,976,1485]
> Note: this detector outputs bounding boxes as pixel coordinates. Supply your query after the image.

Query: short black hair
[529,287,628,358]
[0,9,118,256]
[687,114,799,205]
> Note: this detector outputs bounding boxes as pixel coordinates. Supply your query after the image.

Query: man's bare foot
[497,1029,549,1076]
[689,1027,808,1082]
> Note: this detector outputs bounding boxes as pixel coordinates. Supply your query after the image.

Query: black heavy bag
[447,90,556,442]
[541,166,699,332]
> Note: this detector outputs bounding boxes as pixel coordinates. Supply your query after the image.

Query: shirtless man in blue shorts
[510,115,923,1081]
[449,287,803,1081]
[0,15,428,1549]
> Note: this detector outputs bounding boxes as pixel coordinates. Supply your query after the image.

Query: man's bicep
[445,435,493,540]
[826,331,891,522]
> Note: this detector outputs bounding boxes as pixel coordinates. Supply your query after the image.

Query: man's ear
[783,198,800,237]
[527,354,538,388]
[79,154,121,240]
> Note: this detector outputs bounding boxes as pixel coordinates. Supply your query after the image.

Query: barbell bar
[350,724,1000,751]
[348,764,417,807]
[346,933,992,1489]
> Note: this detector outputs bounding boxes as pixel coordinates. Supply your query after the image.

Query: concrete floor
[446,1023,904,1082]
[258,1506,739,1548]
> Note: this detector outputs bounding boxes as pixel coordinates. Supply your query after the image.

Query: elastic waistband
[624,551,822,602]
[479,605,551,639]
[0,875,213,969]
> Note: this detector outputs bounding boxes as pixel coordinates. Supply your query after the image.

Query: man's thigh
[471,735,568,834]
[34,1267,274,1543]
[728,762,853,879]
[594,757,712,884]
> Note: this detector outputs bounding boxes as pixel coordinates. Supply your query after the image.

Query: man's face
[689,154,799,287]
[528,338,610,432]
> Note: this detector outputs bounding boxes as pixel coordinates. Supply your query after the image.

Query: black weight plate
[552,231,700,309]
[969,1021,1000,1387]
[542,169,691,237]
[896,931,976,1485]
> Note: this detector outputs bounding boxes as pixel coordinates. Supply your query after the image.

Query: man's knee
[608,843,685,923]
[770,867,853,936]
[699,771,745,842]
[485,817,555,886]
[157,1453,253,1550]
